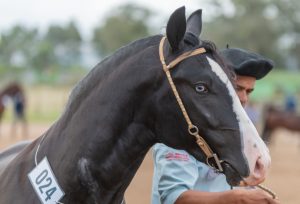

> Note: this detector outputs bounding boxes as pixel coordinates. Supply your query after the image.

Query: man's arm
[152,144,201,204]
[176,188,280,204]
[152,144,280,204]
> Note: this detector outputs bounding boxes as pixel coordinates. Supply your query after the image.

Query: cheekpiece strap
[159,36,223,172]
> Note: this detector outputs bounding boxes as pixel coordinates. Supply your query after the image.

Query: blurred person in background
[11,89,27,138]
[284,93,297,113]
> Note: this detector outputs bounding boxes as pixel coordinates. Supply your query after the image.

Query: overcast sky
[0,0,209,38]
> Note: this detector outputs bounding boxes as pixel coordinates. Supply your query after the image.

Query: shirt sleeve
[153,144,199,204]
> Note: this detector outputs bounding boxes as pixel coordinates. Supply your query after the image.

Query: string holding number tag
[28,157,64,204]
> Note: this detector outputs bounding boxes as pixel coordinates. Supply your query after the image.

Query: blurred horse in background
[0,82,27,138]
[262,104,300,144]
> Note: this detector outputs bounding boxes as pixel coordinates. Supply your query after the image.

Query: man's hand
[231,188,280,204]
[175,188,280,204]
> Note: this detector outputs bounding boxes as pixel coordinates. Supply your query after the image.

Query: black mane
[201,40,236,83]
[65,35,162,116]
[184,33,235,83]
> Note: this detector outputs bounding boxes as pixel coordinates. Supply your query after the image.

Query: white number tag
[28,157,64,204]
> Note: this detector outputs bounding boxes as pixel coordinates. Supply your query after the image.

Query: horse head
[153,7,271,186]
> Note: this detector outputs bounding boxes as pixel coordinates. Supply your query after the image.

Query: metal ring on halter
[206,157,215,169]
[188,125,199,136]
[206,154,224,172]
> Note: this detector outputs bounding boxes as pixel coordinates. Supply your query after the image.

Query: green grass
[2,70,300,123]
[2,85,71,123]
[251,70,300,102]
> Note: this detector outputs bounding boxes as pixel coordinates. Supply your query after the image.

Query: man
[151,48,279,204]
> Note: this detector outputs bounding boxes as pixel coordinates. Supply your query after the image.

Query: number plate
[28,157,65,204]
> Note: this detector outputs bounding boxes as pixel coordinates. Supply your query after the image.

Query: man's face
[235,75,256,107]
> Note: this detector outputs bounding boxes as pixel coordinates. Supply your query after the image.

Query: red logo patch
[165,152,189,161]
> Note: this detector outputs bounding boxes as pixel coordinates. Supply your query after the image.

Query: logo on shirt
[165,152,189,161]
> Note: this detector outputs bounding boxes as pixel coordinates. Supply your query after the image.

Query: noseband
[159,36,223,172]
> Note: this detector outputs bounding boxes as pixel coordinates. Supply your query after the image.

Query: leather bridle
[159,36,223,172]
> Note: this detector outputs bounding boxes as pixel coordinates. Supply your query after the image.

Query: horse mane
[201,40,236,83]
[64,35,162,115]
[62,35,234,120]
[184,33,235,83]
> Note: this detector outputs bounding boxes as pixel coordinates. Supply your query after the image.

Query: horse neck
[39,45,161,202]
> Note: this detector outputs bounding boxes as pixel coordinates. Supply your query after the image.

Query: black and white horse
[0,7,270,204]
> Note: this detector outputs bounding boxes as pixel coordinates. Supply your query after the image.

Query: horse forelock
[178,39,235,84]
[200,40,235,83]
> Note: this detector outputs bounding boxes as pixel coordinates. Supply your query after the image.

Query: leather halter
[159,37,278,198]
[159,36,223,172]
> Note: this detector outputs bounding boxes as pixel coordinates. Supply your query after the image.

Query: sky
[0,0,208,39]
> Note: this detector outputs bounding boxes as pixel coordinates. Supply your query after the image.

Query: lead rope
[158,36,223,172]
[232,184,277,199]
[230,184,277,199]
[257,184,277,199]
[226,160,277,199]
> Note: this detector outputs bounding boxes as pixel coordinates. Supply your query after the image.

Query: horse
[0,7,271,204]
[0,140,30,175]
[0,82,27,138]
[262,104,300,144]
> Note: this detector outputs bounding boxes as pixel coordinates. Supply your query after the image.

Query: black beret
[220,48,274,80]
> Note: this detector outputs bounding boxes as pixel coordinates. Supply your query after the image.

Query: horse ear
[186,9,202,38]
[166,6,186,52]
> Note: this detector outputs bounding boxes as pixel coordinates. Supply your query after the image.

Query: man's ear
[166,6,186,52]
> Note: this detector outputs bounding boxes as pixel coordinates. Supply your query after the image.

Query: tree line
[0,1,299,85]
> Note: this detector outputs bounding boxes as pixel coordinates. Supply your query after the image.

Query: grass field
[2,85,72,123]
[252,70,300,102]
[2,70,300,123]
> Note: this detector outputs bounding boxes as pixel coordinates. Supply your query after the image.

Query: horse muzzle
[240,153,271,186]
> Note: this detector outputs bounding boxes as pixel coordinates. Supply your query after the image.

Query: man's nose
[239,91,248,107]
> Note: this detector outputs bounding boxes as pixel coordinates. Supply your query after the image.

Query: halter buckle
[207,153,224,172]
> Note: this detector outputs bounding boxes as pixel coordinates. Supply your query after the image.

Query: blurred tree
[202,0,300,70]
[0,22,84,84]
[0,25,39,67]
[45,21,82,68]
[272,0,300,70]
[92,4,152,56]
[30,40,56,73]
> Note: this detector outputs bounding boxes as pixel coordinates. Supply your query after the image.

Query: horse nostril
[253,157,265,180]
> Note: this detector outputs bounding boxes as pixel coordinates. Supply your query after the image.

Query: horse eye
[195,84,208,93]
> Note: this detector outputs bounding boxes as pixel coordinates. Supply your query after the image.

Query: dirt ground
[0,123,299,204]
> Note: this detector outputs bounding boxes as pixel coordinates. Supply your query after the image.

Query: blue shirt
[151,143,231,204]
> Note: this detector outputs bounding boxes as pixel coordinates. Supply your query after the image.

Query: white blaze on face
[207,57,271,185]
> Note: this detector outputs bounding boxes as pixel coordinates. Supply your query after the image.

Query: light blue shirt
[151,143,231,204]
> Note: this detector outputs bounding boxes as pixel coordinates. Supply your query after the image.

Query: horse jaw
[207,57,271,186]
